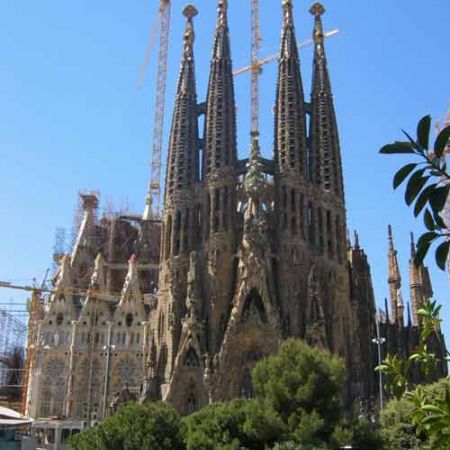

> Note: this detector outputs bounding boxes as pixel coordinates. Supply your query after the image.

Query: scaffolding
[0,307,27,407]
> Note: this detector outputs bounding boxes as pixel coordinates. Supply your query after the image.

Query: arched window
[184,347,199,367]
[56,313,64,326]
[125,313,134,327]
[242,289,267,324]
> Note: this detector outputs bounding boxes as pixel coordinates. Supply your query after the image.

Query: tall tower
[309,2,346,263]
[202,0,238,352]
[274,0,309,336]
[156,5,200,383]
[387,225,403,324]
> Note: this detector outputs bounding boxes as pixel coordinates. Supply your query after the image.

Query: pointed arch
[184,346,200,367]
[242,288,267,324]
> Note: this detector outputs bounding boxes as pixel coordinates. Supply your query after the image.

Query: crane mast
[250,0,261,138]
[144,0,171,220]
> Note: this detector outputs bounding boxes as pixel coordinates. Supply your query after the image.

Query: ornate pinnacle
[218,0,228,14]
[310,2,325,56]
[183,5,198,19]
[183,6,197,56]
[309,2,325,17]
[217,0,228,27]
[282,0,294,27]
[410,232,416,257]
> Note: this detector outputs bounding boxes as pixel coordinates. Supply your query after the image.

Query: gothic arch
[242,288,267,324]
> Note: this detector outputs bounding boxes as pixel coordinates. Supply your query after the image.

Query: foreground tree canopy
[69,340,383,450]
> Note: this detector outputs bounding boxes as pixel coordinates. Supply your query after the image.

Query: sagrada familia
[25,0,446,425]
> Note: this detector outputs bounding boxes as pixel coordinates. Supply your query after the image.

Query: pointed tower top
[310,3,325,57]
[183,5,198,19]
[410,232,416,257]
[354,230,360,249]
[310,2,325,17]
[182,6,197,55]
[282,0,293,18]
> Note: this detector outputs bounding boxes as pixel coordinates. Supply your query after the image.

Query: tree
[251,339,345,445]
[182,399,262,450]
[68,402,184,450]
[381,379,450,450]
[379,115,450,269]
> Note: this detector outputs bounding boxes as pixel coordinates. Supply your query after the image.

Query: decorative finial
[354,230,360,249]
[218,0,228,13]
[310,2,325,56]
[283,0,293,12]
[388,224,395,251]
[309,2,325,17]
[410,232,416,256]
[183,5,198,19]
[182,6,197,56]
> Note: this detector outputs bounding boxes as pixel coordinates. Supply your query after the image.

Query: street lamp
[102,321,115,419]
[372,316,386,412]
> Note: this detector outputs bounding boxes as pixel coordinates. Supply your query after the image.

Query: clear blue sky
[0,1,448,342]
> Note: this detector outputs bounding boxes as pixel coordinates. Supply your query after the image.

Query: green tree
[381,379,450,450]
[252,339,345,446]
[379,115,450,269]
[182,399,259,450]
[68,402,184,450]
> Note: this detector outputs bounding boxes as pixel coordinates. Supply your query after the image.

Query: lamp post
[102,321,115,419]
[372,316,386,412]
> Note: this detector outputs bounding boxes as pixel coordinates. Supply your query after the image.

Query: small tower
[387,225,403,324]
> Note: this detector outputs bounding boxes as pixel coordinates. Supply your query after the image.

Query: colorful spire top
[282,0,293,22]
[183,5,197,57]
[310,2,325,57]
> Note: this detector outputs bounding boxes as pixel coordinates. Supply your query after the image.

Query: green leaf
[415,232,438,266]
[405,168,429,206]
[433,211,447,229]
[393,163,417,189]
[424,209,435,230]
[435,240,450,271]
[402,130,421,150]
[414,183,437,217]
[434,125,450,158]
[429,184,450,213]
[417,115,432,150]
[380,141,415,154]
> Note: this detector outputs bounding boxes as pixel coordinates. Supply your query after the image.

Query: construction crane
[250,0,261,138]
[233,29,339,77]
[139,0,172,220]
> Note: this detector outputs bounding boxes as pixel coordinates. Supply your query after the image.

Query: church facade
[25,0,446,425]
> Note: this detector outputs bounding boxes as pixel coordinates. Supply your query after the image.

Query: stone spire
[164,5,199,201]
[409,232,423,326]
[203,0,237,177]
[161,6,199,260]
[309,3,344,198]
[274,0,307,176]
[387,225,402,324]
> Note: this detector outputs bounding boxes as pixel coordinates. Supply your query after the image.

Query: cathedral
[24,0,446,433]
